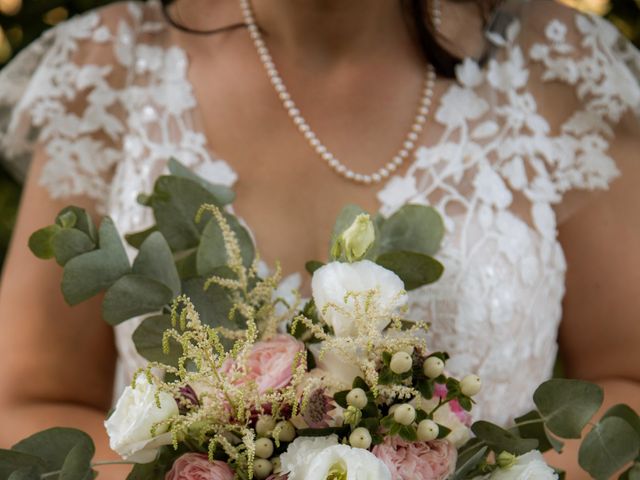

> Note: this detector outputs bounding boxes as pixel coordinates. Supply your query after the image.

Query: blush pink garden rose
[224,334,305,393]
[165,454,234,480]
[372,437,457,480]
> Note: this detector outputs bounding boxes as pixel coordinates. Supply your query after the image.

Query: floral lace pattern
[0,1,638,424]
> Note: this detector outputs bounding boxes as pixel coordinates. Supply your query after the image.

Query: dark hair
[160,0,498,79]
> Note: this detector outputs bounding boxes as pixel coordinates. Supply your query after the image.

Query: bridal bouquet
[2,160,639,480]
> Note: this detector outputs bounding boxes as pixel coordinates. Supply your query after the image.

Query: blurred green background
[0,0,639,269]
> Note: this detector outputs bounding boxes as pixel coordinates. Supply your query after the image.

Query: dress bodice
[1,0,638,426]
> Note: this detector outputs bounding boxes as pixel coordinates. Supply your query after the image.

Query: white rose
[311,260,407,337]
[105,376,179,463]
[280,435,391,480]
[308,343,363,388]
[480,451,558,480]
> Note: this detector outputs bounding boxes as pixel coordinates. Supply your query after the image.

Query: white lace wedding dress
[1,0,638,426]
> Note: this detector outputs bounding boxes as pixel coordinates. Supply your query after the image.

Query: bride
[0,0,638,477]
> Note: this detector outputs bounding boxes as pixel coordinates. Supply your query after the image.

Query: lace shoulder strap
[0,1,165,213]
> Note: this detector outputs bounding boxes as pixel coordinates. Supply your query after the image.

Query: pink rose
[372,437,457,480]
[433,384,472,425]
[165,454,234,480]
[225,335,305,393]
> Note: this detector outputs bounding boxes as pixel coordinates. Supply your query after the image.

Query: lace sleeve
[0,2,151,214]
[517,0,640,197]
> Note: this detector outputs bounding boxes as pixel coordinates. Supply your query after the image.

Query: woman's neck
[249,0,412,62]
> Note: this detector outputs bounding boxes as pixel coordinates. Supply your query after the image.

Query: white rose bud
[349,427,372,449]
[104,376,179,463]
[393,404,416,426]
[256,415,276,437]
[423,357,445,379]
[460,374,482,397]
[275,421,296,443]
[253,458,273,479]
[417,419,439,441]
[390,351,413,374]
[346,388,368,409]
[331,213,375,262]
[255,437,274,459]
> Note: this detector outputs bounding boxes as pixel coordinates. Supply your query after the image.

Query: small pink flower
[225,335,305,393]
[165,454,234,480]
[433,384,472,426]
[372,437,457,480]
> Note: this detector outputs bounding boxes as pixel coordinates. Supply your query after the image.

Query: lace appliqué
[376,12,635,424]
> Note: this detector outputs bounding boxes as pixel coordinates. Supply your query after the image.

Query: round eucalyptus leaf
[379,205,444,256]
[533,379,603,439]
[133,232,181,297]
[56,206,97,242]
[167,158,235,205]
[196,216,255,276]
[125,226,158,249]
[375,250,444,290]
[51,228,95,266]
[59,441,95,480]
[61,217,130,305]
[471,421,539,455]
[102,274,174,325]
[133,314,183,366]
[579,417,640,480]
[28,224,61,259]
[8,467,40,480]
[620,463,640,480]
[453,444,488,480]
[0,451,44,479]
[602,404,640,437]
[12,428,93,475]
[514,410,564,453]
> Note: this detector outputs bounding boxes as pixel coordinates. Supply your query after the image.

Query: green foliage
[378,204,444,256]
[534,379,604,439]
[375,250,443,290]
[5,428,96,480]
[471,421,539,456]
[132,314,183,366]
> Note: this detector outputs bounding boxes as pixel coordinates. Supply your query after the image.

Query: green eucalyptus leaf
[0,450,45,479]
[28,224,62,259]
[56,210,77,229]
[51,228,95,266]
[471,421,539,455]
[305,261,324,275]
[126,446,182,480]
[175,249,198,280]
[12,428,94,477]
[399,425,418,442]
[603,404,640,438]
[102,274,174,325]
[56,207,97,242]
[168,158,235,205]
[133,314,183,367]
[61,217,130,305]
[133,232,181,297]
[534,379,604,439]
[514,410,564,453]
[8,467,40,480]
[59,441,95,480]
[150,176,225,251]
[182,276,238,330]
[125,226,158,249]
[453,444,488,480]
[196,215,255,275]
[579,417,640,480]
[379,205,444,256]
[375,251,443,290]
[620,463,640,480]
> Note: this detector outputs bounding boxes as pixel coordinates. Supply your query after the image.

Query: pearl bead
[372,173,382,182]
[362,175,372,184]
[255,438,274,459]
[289,108,300,117]
[279,92,290,101]
[387,163,397,172]
[336,165,347,174]
[293,117,304,126]
[380,168,390,178]
[346,388,368,409]
[310,138,321,148]
[298,124,310,133]
[316,145,327,155]
[283,100,295,109]
[408,132,419,142]
[423,357,445,379]
[393,156,403,166]
[403,140,414,150]
[304,130,315,140]
[393,404,416,426]
[329,158,339,168]
[349,427,372,449]
[390,351,413,374]
[321,152,333,162]
[416,115,427,123]
[417,419,439,441]
[460,375,482,397]
[345,170,355,179]
[354,173,364,182]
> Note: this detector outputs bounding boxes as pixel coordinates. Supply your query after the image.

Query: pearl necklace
[239,0,441,185]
